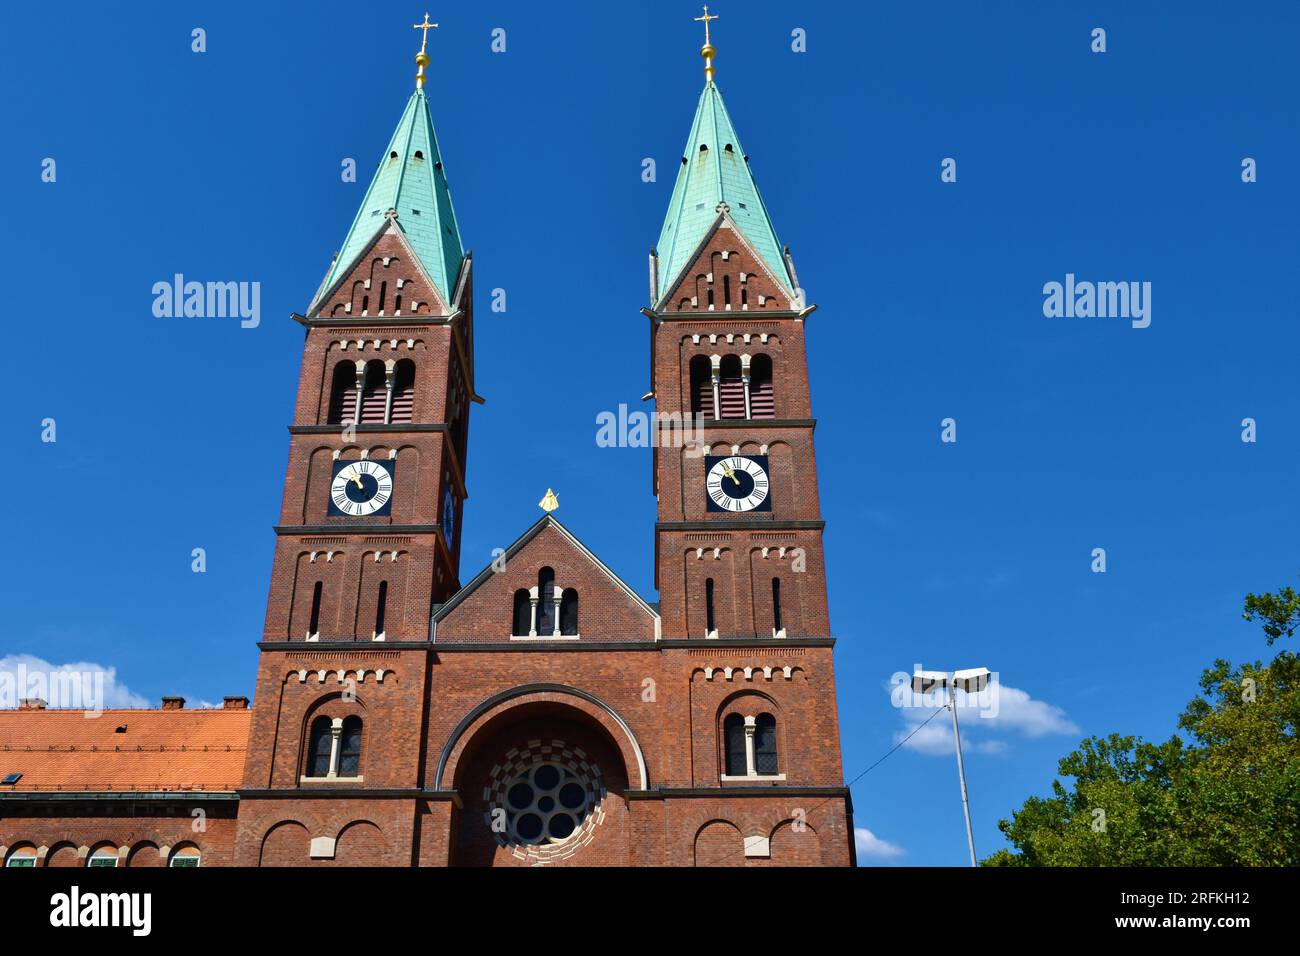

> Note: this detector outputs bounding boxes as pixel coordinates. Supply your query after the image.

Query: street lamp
[912,666,991,867]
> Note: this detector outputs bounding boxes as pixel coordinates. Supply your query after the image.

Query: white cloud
[0,654,150,710]
[894,681,1079,757]
[855,827,905,862]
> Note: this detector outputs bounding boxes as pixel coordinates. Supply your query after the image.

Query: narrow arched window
[718,355,745,418]
[705,577,716,635]
[358,362,386,423]
[536,567,556,635]
[772,578,783,634]
[308,581,323,639]
[754,713,778,774]
[750,353,774,419]
[560,588,579,636]
[689,355,713,418]
[169,846,201,868]
[512,589,531,636]
[5,846,37,868]
[374,580,388,638]
[724,714,747,776]
[723,274,732,307]
[377,280,387,313]
[327,362,358,424]
[88,846,119,868]
[390,359,415,422]
[338,716,363,776]
[306,716,332,777]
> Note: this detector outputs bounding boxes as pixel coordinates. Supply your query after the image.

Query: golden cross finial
[539,488,560,513]
[694,6,720,84]
[694,5,718,46]
[412,13,439,89]
[413,13,438,52]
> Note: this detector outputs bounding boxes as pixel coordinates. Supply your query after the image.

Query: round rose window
[484,739,607,864]
[503,760,592,845]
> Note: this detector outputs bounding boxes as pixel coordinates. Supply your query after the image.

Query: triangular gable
[655,207,800,313]
[309,217,456,319]
[433,515,659,640]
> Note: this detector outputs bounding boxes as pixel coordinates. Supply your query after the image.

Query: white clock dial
[330,459,394,517]
[706,456,770,512]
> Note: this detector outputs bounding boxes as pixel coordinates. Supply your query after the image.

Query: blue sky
[3,1,1298,866]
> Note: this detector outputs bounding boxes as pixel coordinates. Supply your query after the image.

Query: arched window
[705,577,716,635]
[749,353,774,419]
[358,362,387,423]
[772,578,783,634]
[374,581,388,638]
[689,355,713,418]
[338,716,363,777]
[169,846,201,868]
[5,846,36,868]
[722,274,732,308]
[536,568,555,635]
[306,715,333,777]
[327,362,358,424]
[718,355,745,418]
[724,714,747,776]
[560,588,579,636]
[512,589,532,636]
[390,359,416,422]
[88,846,119,868]
[754,713,778,774]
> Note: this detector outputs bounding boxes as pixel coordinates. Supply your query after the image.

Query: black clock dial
[705,455,771,513]
[329,459,395,517]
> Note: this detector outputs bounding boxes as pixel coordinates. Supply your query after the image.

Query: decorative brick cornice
[656,519,825,532]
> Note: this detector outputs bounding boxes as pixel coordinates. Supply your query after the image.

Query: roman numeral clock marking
[704,455,771,513]
[329,459,396,517]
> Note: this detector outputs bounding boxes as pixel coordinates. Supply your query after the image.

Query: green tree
[984,581,1300,866]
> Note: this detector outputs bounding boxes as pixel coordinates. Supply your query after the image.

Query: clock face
[705,455,771,513]
[329,459,394,517]
[441,486,456,541]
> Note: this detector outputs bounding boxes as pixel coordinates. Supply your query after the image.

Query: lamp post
[912,666,990,867]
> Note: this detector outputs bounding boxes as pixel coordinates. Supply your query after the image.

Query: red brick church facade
[0,31,854,868]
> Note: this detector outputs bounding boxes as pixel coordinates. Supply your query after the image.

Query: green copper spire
[654,81,793,303]
[316,87,464,309]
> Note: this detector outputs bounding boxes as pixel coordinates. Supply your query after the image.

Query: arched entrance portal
[442,687,642,866]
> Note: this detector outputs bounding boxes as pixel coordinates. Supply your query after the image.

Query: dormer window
[413,150,424,161]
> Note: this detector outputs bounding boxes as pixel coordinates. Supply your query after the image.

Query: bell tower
[649,13,831,644]
[259,28,477,647]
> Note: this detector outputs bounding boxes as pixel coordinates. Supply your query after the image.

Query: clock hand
[722,463,738,484]
[348,469,364,490]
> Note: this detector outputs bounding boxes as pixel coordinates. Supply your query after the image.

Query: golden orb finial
[694,5,719,84]
[412,13,439,89]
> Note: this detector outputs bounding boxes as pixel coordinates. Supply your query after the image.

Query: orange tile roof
[0,708,252,793]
